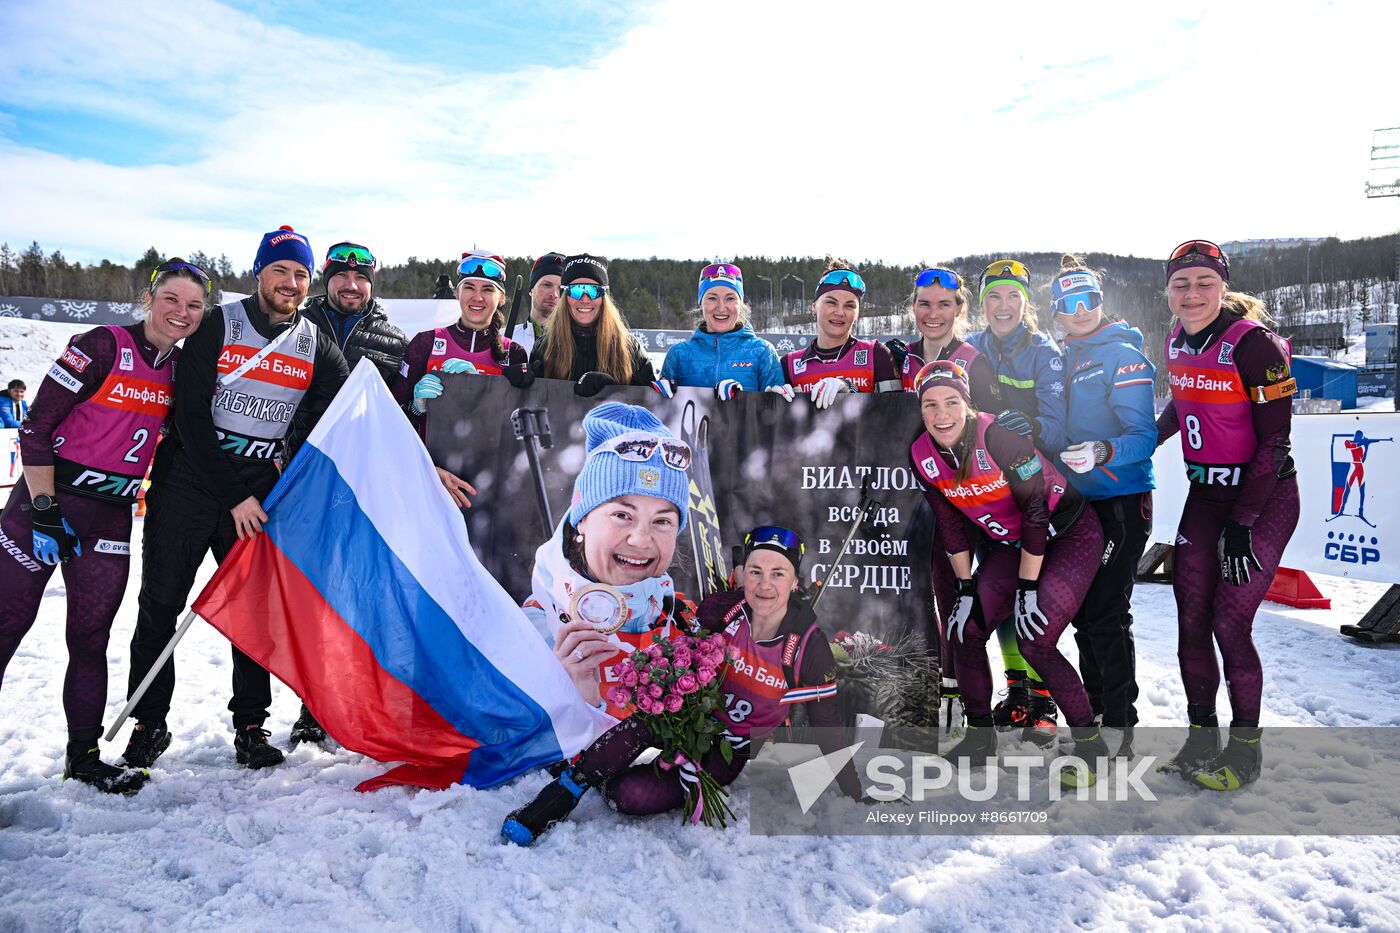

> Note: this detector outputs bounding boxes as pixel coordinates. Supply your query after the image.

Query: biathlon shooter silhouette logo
[1328,429,1393,529]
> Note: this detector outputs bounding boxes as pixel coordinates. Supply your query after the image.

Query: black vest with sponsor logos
[211,300,319,461]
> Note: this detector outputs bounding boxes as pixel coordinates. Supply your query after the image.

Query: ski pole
[511,407,554,536]
[812,475,881,609]
[104,609,199,742]
[503,274,526,342]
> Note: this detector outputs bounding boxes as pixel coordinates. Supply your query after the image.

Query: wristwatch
[31,494,55,511]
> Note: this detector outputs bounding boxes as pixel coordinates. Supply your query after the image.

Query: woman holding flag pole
[0,259,204,794]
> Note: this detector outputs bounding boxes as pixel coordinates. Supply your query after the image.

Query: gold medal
[570,582,627,635]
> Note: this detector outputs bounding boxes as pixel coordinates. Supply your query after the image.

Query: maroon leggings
[0,480,134,733]
[951,508,1104,727]
[1172,477,1299,723]
[575,715,748,815]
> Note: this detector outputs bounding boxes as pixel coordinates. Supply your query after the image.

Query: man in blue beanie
[123,226,349,772]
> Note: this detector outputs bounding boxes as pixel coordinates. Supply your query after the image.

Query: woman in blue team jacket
[660,262,788,398]
[1052,255,1156,751]
[966,258,1069,741]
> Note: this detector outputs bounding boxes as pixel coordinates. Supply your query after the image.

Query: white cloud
[0,0,1397,268]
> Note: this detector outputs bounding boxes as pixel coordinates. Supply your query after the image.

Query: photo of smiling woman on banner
[1155,239,1299,792]
[522,402,698,719]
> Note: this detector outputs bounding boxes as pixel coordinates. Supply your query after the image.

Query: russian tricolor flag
[193,361,613,792]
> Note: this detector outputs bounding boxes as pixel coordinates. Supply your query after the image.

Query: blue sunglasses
[914,268,962,291]
[1053,292,1104,316]
[565,283,607,301]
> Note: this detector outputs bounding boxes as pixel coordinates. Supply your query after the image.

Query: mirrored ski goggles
[743,525,805,562]
[1053,291,1104,316]
[700,262,743,281]
[981,259,1029,286]
[457,253,506,281]
[1168,239,1226,263]
[565,283,608,301]
[913,359,969,397]
[325,243,377,271]
[914,268,963,291]
[150,259,212,294]
[588,431,692,470]
[817,269,866,295]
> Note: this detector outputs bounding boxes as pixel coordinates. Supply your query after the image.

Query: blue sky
[1,0,1397,268]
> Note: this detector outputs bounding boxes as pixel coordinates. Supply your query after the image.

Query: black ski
[680,400,727,599]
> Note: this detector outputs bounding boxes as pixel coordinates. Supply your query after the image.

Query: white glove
[812,376,850,410]
[716,378,743,401]
[948,578,977,643]
[765,384,796,402]
[650,377,675,399]
[439,358,480,375]
[1014,581,1048,641]
[1059,440,1103,474]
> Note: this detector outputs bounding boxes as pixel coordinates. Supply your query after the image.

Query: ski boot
[1021,685,1058,748]
[501,766,591,846]
[1059,726,1112,789]
[991,670,1031,731]
[289,704,328,747]
[1103,726,1136,761]
[66,733,149,796]
[234,725,286,769]
[121,720,171,769]
[944,715,998,767]
[938,678,965,746]
[1158,706,1221,780]
[1193,726,1262,792]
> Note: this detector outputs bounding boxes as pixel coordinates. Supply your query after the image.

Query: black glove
[26,496,82,565]
[994,409,1034,438]
[885,338,909,372]
[1218,520,1264,587]
[503,363,535,390]
[574,371,617,397]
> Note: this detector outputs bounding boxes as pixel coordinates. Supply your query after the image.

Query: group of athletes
[0,229,1297,827]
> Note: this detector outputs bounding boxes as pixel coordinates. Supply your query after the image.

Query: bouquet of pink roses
[606,631,739,827]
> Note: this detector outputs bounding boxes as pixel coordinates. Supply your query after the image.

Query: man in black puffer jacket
[301,241,408,384]
[290,241,408,746]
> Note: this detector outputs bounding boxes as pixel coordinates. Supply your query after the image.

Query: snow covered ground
[5,317,1400,930]
[3,518,1400,930]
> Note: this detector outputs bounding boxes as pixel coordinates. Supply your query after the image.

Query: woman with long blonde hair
[529,254,656,395]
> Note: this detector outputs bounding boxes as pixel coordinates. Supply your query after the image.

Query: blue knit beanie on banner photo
[569,402,690,530]
[253,225,316,276]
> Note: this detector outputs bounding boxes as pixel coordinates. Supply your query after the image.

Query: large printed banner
[426,378,936,642]
[1152,411,1400,584]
